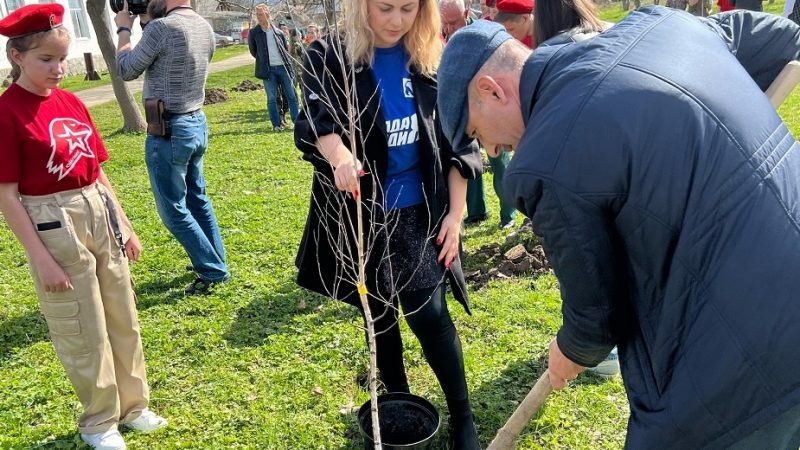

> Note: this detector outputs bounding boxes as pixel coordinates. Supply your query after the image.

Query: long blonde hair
[342,0,443,76]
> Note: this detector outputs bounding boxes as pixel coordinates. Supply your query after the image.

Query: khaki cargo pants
[21,183,149,434]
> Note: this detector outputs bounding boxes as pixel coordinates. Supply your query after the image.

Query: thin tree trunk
[324,0,336,29]
[85,0,147,132]
[349,70,382,450]
[358,292,383,449]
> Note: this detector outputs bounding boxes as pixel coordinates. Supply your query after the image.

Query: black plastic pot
[357,392,440,449]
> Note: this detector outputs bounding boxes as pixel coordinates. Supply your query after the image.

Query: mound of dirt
[232,79,261,92]
[204,88,228,105]
[464,221,551,289]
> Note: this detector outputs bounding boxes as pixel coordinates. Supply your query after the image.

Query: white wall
[0,0,141,75]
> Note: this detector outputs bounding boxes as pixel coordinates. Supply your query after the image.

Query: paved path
[76,52,255,108]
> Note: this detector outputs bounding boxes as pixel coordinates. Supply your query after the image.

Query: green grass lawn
[210,43,250,63]
[3,32,800,449]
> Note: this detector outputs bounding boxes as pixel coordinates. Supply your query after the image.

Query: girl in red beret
[494,0,536,47]
[0,4,166,449]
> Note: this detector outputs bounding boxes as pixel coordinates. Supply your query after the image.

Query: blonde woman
[293,0,482,446]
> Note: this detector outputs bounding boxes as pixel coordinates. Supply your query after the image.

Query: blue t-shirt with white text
[372,44,424,210]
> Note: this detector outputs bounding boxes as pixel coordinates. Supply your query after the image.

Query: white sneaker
[122,408,168,433]
[587,347,620,379]
[80,429,127,450]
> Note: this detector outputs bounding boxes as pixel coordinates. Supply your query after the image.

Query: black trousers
[364,283,472,421]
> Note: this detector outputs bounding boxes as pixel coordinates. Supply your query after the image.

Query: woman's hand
[34,256,73,293]
[125,231,142,262]
[436,212,462,268]
[333,158,364,194]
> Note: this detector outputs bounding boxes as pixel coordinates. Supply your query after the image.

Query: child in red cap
[494,0,535,47]
[0,4,166,450]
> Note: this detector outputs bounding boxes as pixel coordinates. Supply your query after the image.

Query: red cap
[0,4,65,39]
[496,0,533,14]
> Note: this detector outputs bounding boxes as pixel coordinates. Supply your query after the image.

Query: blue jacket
[505,7,800,448]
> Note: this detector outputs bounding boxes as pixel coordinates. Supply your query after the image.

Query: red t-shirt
[0,83,108,195]
[521,35,534,49]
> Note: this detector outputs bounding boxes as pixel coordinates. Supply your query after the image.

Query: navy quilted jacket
[505,7,800,448]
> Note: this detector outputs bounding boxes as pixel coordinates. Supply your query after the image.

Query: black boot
[448,412,481,450]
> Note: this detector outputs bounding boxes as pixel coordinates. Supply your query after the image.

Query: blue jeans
[144,111,229,282]
[263,65,299,128]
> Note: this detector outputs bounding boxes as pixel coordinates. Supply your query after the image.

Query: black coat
[248,24,293,79]
[294,37,482,311]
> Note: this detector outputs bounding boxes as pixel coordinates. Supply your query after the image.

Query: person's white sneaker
[587,347,620,379]
[122,408,168,433]
[80,429,127,450]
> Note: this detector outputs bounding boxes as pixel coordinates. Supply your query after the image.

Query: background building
[1,0,140,78]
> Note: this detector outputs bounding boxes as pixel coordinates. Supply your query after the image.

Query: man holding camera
[115,0,230,295]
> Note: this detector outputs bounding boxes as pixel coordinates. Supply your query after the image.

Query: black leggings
[365,283,472,420]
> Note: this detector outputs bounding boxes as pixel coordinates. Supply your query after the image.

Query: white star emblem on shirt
[47,118,96,181]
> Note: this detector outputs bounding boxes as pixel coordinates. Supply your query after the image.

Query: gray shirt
[117,12,215,113]
[264,27,284,66]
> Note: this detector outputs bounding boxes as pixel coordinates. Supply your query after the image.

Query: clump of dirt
[232,79,261,92]
[463,220,550,289]
[204,88,228,105]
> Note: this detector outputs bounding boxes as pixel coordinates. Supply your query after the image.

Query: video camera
[110,0,149,15]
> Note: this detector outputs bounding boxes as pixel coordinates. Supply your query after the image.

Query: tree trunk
[85,0,147,132]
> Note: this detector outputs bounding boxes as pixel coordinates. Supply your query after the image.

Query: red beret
[0,3,65,39]
[496,0,534,14]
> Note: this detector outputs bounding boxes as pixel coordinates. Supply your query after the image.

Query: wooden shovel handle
[486,370,554,450]
[766,60,800,109]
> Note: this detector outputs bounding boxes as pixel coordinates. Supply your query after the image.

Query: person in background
[665,0,689,11]
[287,27,305,89]
[248,4,299,132]
[116,0,231,295]
[494,0,534,48]
[730,0,763,11]
[688,0,713,16]
[293,0,483,444]
[304,24,320,43]
[0,5,167,449]
[533,0,606,46]
[278,21,297,127]
[438,10,800,448]
[482,0,498,19]
[279,21,291,43]
[440,0,472,40]
[718,0,735,12]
